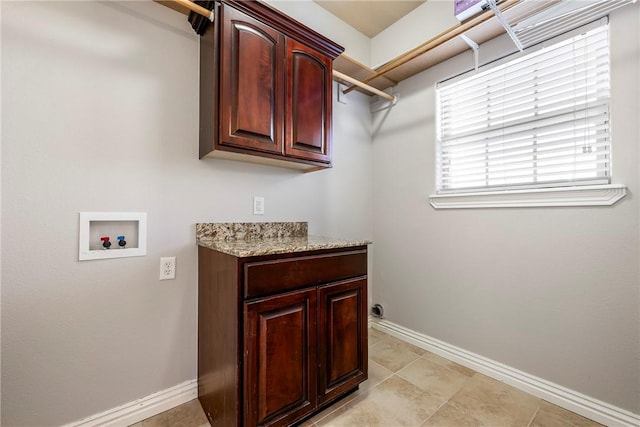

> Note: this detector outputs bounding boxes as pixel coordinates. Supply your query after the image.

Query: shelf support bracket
[370,91,399,113]
[460,34,480,70]
[486,0,523,51]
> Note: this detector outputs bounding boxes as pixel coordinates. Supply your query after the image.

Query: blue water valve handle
[117,235,127,248]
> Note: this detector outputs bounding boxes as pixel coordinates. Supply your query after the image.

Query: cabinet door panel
[285,39,332,163]
[245,289,317,426]
[220,6,284,154]
[318,278,368,405]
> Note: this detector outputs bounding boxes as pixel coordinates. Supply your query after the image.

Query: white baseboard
[58,319,639,427]
[371,319,640,427]
[62,379,198,427]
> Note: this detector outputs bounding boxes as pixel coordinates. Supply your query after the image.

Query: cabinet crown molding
[221,0,344,59]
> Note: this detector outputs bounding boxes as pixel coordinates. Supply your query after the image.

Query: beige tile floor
[132,329,603,427]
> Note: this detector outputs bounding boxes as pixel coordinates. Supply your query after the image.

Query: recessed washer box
[79,212,147,261]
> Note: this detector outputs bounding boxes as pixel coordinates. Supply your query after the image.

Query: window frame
[429,19,626,209]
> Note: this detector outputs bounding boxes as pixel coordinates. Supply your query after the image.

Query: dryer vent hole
[371,304,384,319]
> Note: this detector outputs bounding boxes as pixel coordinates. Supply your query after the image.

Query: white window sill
[429,184,627,209]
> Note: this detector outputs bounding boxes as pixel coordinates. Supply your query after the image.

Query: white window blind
[436,25,611,194]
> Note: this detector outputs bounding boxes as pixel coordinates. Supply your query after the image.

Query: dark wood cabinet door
[244,289,317,427]
[285,39,332,164]
[219,5,285,154]
[317,277,368,405]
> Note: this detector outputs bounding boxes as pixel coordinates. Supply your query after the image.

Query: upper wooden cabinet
[199,0,344,171]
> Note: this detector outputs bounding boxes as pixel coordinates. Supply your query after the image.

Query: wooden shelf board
[343,0,561,93]
[333,54,397,95]
[382,18,506,83]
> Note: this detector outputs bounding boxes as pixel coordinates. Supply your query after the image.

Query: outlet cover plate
[160,257,176,280]
[253,196,265,215]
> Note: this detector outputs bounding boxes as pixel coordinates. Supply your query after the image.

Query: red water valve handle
[100,236,112,249]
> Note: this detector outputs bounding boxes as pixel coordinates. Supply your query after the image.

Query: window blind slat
[441,165,609,186]
[441,102,609,142]
[443,140,610,172]
[441,135,609,163]
[441,157,610,182]
[442,89,609,135]
[440,65,610,120]
[441,119,610,154]
[440,45,609,105]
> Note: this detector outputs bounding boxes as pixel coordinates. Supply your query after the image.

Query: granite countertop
[196,222,371,257]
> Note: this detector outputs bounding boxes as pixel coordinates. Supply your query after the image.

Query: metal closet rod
[170,0,396,102]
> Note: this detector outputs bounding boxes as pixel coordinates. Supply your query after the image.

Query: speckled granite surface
[196,222,371,257]
[196,222,308,241]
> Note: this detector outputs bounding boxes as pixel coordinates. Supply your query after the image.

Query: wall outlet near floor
[253,196,265,215]
[159,256,176,280]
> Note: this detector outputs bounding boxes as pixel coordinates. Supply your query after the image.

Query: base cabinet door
[317,278,368,405]
[244,289,318,427]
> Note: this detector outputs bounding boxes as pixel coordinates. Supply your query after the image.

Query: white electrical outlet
[160,256,176,280]
[337,83,348,104]
[253,196,265,215]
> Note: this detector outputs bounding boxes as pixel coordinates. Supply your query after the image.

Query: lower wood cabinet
[198,246,368,427]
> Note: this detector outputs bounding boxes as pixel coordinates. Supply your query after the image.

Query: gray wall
[0,2,373,425]
[370,0,458,68]
[371,4,640,414]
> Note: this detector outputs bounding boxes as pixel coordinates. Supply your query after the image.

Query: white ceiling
[313,0,427,38]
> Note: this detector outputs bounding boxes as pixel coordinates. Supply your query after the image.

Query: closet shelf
[336,0,560,96]
[332,54,397,96]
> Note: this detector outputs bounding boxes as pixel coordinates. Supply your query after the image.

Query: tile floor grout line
[419,393,454,427]
[395,352,427,375]
[365,359,396,391]
[368,341,381,352]
[306,358,408,427]
[419,351,479,380]
[527,403,542,427]
[373,372,396,389]
[307,367,396,426]
[369,337,425,374]
[304,393,356,425]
